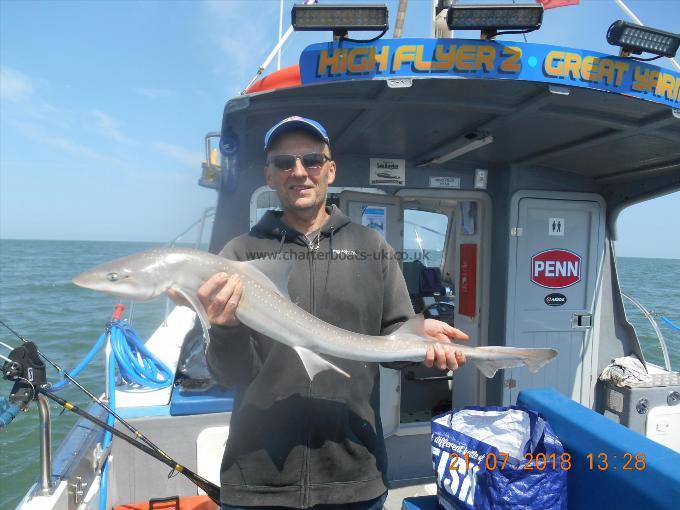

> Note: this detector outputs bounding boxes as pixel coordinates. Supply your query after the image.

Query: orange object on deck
[114,494,218,510]
[245,65,301,94]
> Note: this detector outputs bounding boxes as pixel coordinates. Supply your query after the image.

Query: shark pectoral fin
[294,347,351,380]
[172,286,212,341]
[245,258,293,299]
[391,314,426,337]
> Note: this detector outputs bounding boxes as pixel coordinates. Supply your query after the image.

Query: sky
[0,0,678,258]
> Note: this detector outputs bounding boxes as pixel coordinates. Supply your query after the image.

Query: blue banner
[299,38,680,108]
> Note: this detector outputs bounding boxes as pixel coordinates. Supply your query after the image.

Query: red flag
[537,0,580,9]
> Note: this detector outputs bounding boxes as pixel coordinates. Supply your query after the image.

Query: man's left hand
[423,319,468,371]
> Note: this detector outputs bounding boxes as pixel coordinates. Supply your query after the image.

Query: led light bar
[607,20,679,58]
[446,4,543,32]
[292,4,388,32]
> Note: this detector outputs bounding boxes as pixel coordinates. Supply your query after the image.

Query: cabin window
[402,209,453,322]
[253,189,281,225]
[403,209,448,268]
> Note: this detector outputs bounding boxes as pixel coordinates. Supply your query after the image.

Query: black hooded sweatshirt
[206,205,414,508]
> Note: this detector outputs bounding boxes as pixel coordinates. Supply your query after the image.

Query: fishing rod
[0,321,221,504]
[37,387,220,503]
[0,318,175,461]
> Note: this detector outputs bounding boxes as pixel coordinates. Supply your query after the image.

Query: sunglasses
[267,153,331,172]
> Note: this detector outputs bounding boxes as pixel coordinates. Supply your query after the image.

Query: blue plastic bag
[431,405,567,510]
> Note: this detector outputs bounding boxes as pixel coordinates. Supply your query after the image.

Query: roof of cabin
[227,75,679,198]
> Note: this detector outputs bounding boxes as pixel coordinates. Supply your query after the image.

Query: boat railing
[167,206,216,250]
[37,394,52,494]
[621,291,673,373]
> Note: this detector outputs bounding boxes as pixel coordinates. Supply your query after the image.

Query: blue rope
[0,397,21,430]
[42,319,173,507]
[49,321,173,391]
[109,322,173,389]
[98,321,172,509]
[660,316,680,332]
[50,332,108,391]
[100,351,116,510]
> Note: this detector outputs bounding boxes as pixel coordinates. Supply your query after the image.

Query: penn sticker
[531,249,581,289]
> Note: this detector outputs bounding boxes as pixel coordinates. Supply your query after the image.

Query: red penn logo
[531,249,581,289]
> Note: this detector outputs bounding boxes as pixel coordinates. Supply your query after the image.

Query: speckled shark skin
[73,247,558,379]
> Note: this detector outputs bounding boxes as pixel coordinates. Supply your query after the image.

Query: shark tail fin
[522,348,560,373]
[471,347,559,378]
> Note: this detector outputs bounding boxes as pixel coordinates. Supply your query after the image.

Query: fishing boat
[3,1,680,509]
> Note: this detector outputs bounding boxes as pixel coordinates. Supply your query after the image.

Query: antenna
[393,0,408,38]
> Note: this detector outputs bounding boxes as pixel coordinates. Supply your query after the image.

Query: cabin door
[338,191,404,437]
[504,193,604,407]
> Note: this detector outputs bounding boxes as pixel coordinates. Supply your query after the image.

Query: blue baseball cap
[264,116,329,151]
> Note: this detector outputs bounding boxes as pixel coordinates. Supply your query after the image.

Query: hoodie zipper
[307,232,321,315]
[303,231,321,507]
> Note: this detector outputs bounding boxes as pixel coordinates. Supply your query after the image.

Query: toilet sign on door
[549,217,565,236]
[531,249,581,289]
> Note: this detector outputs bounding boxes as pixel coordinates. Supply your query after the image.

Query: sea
[0,239,679,508]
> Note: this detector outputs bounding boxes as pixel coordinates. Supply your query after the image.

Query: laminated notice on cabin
[430,176,461,189]
[369,158,405,186]
[361,206,386,237]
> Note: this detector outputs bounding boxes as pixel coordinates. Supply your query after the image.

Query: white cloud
[203,0,281,84]
[0,67,35,102]
[14,121,116,163]
[0,67,60,122]
[134,87,175,99]
[91,110,130,143]
[152,141,202,167]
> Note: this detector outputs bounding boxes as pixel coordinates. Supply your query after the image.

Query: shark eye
[107,272,125,282]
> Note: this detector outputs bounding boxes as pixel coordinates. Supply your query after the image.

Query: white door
[504,195,604,406]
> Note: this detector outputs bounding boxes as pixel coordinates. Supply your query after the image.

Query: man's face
[265,131,336,213]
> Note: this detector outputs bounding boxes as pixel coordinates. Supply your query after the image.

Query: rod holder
[37,393,52,494]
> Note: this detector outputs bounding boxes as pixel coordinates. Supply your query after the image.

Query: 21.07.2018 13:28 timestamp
[448,452,647,471]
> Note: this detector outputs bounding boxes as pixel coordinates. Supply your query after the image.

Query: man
[198,116,468,509]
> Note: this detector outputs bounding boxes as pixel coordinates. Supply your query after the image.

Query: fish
[72,247,558,379]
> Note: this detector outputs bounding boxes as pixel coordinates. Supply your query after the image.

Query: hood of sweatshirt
[251,204,352,245]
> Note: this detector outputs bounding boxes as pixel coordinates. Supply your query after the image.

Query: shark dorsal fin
[391,314,426,337]
[243,257,293,299]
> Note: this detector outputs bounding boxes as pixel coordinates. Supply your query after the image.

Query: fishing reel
[1,341,47,406]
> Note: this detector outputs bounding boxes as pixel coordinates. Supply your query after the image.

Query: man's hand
[423,319,469,371]
[166,273,243,327]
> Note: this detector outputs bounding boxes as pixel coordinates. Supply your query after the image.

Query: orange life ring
[246,65,301,94]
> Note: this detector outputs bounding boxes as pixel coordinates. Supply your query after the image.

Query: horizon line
[0,237,677,261]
